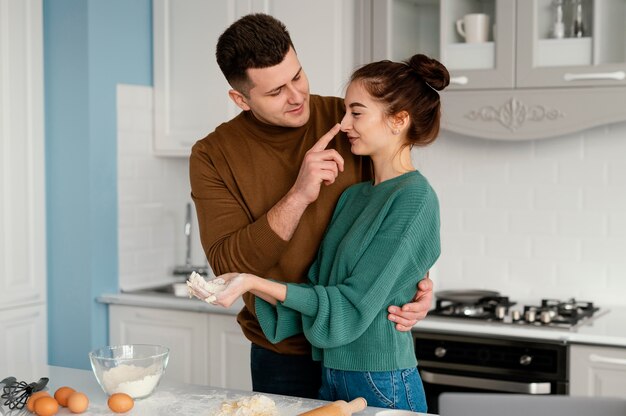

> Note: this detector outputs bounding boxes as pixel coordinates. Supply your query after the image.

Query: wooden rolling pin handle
[299,397,367,416]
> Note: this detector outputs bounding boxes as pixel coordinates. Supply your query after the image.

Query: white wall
[117,84,626,306]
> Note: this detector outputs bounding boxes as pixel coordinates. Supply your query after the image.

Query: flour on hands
[186,271,227,303]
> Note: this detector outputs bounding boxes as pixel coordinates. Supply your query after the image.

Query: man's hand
[289,123,344,205]
[387,275,434,331]
[267,124,345,241]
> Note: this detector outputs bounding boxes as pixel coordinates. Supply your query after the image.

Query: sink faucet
[184,202,192,267]
[173,202,209,276]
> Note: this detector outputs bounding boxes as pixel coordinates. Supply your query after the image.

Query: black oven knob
[520,354,533,366]
[435,347,447,358]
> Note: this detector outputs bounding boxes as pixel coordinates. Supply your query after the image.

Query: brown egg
[67,392,89,414]
[27,391,51,412]
[33,396,59,416]
[54,386,76,407]
[107,393,134,413]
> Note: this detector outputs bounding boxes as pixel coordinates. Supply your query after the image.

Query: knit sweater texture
[189,95,372,355]
[256,171,440,371]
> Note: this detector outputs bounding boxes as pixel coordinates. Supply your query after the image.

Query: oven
[413,331,568,414]
[412,290,605,413]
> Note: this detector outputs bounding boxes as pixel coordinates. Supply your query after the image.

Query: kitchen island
[0,365,426,415]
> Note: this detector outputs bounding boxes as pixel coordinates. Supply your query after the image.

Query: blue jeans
[250,343,322,399]
[319,366,427,413]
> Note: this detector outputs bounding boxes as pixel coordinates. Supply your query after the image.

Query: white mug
[456,13,490,43]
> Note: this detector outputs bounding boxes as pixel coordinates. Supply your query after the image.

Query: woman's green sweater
[255,170,440,371]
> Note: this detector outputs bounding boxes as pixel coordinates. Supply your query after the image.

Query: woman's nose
[340,115,350,132]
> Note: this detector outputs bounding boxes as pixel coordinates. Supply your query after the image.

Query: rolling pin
[298,398,367,416]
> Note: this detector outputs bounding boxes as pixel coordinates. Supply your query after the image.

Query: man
[190,13,434,399]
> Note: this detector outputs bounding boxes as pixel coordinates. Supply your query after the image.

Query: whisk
[1,376,49,410]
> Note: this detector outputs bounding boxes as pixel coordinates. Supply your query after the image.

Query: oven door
[413,331,568,414]
[418,367,568,414]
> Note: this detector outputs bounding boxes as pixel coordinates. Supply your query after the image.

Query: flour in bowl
[101,363,162,398]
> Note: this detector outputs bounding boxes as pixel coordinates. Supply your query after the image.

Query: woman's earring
[392,129,400,135]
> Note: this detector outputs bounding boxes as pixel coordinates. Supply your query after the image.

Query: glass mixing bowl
[89,344,170,399]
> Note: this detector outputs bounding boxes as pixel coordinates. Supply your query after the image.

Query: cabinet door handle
[589,354,626,366]
[563,71,626,81]
[450,76,469,85]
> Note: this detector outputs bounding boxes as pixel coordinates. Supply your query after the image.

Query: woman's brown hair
[350,54,450,147]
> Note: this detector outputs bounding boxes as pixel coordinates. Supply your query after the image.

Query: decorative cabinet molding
[465,97,565,132]
[442,87,626,140]
[0,0,47,372]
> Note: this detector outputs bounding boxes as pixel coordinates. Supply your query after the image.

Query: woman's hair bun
[407,54,450,91]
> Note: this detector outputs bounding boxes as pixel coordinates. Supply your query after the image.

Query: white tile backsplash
[419,122,626,306]
[116,84,210,291]
[116,84,626,306]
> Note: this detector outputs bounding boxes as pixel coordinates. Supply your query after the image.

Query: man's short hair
[216,13,295,96]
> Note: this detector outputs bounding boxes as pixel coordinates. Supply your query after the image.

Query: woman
[190,53,449,412]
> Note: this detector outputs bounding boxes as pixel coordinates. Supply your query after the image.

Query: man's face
[233,47,311,128]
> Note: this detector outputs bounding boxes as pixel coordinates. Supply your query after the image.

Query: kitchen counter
[98,292,626,349]
[97,292,245,315]
[0,365,428,416]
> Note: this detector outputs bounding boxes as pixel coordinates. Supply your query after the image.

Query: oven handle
[420,370,552,394]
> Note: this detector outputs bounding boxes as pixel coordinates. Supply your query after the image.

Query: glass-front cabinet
[365,0,626,140]
[371,0,515,90]
[517,0,626,87]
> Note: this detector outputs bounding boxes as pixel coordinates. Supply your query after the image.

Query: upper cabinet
[152,0,358,157]
[367,0,626,140]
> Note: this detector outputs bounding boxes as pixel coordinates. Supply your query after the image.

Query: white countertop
[0,366,427,416]
[98,292,626,348]
[97,292,246,315]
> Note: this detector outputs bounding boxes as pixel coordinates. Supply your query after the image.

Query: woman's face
[340,81,396,157]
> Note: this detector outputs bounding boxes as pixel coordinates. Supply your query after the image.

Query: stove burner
[430,292,600,329]
[523,298,599,326]
[434,292,515,319]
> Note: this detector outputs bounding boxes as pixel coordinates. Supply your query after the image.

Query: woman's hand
[213,273,251,308]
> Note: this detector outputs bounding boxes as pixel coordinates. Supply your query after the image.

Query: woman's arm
[212,273,287,308]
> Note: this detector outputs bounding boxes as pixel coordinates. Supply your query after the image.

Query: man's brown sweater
[190,95,371,355]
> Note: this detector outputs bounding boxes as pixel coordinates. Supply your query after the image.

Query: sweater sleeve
[190,141,288,275]
[278,194,440,349]
[255,296,304,342]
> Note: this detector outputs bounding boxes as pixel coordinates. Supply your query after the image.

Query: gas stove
[429,290,602,329]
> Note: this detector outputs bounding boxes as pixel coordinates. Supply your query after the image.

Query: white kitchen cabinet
[570,344,626,399]
[365,0,626,140]
[109,305,251,390]
[0,0,47,374]
[208,313,252,391]
[0,305,47,376]
[152,0,357,156]
[109,305,211,385]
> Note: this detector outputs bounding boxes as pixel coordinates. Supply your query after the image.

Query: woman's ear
[228,89,251,111]
[389,111,410,133]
